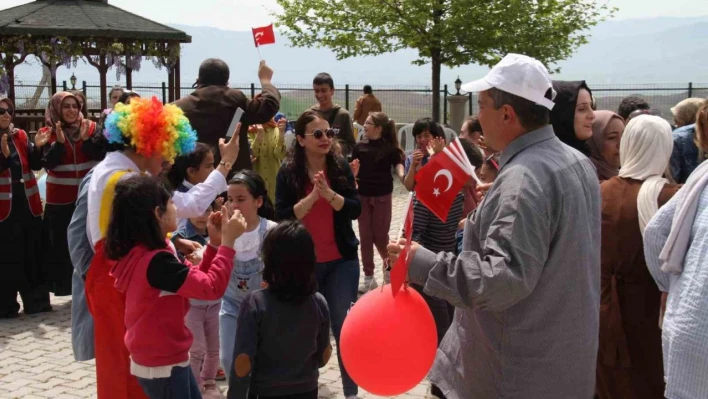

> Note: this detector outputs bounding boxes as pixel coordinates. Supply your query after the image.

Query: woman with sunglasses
[275,110,361,399]
[36,92,106,296]
[0,98,52,318]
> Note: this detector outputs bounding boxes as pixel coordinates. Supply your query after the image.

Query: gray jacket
[409,125,601,399]
[68,168,95,361]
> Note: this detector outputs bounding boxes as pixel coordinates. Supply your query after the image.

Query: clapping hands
[207,206,247,248]
[1,134,9,158]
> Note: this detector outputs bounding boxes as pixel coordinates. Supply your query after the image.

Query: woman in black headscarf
[550,81,596,154]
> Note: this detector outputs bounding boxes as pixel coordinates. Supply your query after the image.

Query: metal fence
[11,81,708,125]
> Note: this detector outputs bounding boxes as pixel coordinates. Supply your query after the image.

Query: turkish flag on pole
[414,151,471,222]
[390,194,414,296]
[252,24,276,47]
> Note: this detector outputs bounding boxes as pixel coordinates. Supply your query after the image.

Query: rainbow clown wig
[103,96,197,162]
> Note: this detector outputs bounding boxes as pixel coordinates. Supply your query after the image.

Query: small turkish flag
[414,151,470,222]
[252,24,276,47]
[391,196,414,296]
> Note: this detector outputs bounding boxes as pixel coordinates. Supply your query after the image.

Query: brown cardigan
[353,94,382,125]
[596,177,680,399]
[173,84,281,171]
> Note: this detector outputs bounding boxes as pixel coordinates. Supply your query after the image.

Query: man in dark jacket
[173,58,281,171]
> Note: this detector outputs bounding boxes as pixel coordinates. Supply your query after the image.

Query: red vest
[44,121,98,205]
[0,129,44,222]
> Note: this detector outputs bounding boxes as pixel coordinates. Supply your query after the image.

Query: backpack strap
[327,106,341,127]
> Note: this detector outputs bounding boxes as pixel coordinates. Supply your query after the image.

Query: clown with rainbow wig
[67,96,241,399]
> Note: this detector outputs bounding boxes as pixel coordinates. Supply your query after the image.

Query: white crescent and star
[255,32,264,39]
[433,169,453,196]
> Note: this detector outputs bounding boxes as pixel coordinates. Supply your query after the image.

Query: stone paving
[0,181,432,399]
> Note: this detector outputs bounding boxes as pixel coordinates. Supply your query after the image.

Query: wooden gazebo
[0,0,191,111]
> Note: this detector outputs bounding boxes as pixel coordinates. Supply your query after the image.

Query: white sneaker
[358,275,377,293]
[369,276,378,291]
[383,269,391,284]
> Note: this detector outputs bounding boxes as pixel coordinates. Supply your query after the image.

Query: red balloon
[340,284,438,396]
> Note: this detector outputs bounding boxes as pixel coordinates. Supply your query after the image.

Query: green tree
[274,0,615,122]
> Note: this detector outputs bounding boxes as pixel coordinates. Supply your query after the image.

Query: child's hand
[174,238,203,256]
[222,209,247,247]
[431,137,445,154]
[349,159,360,178]
[185,252,203,264]
[411,150,424,168]
[207,207,227,247]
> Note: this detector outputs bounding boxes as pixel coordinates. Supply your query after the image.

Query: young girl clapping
[220,170,277,379]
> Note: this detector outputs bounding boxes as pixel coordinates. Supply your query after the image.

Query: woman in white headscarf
[596,115,679,399]
[644,99,708,399]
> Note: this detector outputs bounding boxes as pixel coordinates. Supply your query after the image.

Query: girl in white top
[219,170,277,379]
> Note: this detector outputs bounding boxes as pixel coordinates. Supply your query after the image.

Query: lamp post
[444,76,469,132]
[70,73,77,90]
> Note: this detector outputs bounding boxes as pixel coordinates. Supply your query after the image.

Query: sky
[3,0,708,31]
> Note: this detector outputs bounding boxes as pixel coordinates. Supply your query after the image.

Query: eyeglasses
[0,108,11,116]
[486,154,499,170]
[305,129,335,140]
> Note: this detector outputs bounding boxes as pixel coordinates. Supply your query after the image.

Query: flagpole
[256,44,262,60]
[385,191,414,292]
[395,192,414,242]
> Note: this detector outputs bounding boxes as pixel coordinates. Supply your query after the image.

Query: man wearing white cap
[388,54,601,398]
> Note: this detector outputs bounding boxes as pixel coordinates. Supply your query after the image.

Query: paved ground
[0,181,432,399]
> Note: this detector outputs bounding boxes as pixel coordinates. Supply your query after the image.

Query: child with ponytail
[351,112,405,293]
[105,175,247,399]
[219,169,277,379]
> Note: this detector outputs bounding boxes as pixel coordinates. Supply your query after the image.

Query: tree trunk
[431,50,442,123]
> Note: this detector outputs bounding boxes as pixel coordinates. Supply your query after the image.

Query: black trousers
[43,203,76,296]
[0,183,50,316]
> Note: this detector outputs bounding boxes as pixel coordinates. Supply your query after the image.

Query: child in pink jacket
[106,175,246,399]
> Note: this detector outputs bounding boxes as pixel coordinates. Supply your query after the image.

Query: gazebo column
[99,55,108,110]
[3,54,19,104]
[168,63,175,103]
[87,54,109,110]
[174,56,181,100]
[126,63,133,90]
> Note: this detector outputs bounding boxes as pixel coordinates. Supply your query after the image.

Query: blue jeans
[316,257,360,397]
[137,365,201,399]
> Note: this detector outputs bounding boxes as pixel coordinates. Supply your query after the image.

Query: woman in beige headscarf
[588,110,624,182]
[36,92,105,296]
[596,115,679,399]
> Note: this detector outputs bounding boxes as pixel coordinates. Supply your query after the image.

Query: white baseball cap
[461,53,556,110]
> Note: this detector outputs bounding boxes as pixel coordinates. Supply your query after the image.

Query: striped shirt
[645,182,708,399]
[412,192,463,254]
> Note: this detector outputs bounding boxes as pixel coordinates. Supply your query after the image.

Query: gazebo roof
[0,0,191,42]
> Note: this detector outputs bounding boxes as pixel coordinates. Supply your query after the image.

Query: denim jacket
[671,124,707,183]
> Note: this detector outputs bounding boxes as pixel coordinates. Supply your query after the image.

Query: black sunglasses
[0,107,11,116]
[305,128,335,139]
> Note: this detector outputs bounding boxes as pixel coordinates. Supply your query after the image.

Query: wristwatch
[219,161,232,169]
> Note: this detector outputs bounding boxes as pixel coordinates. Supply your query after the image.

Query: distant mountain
[14,16,708,88]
